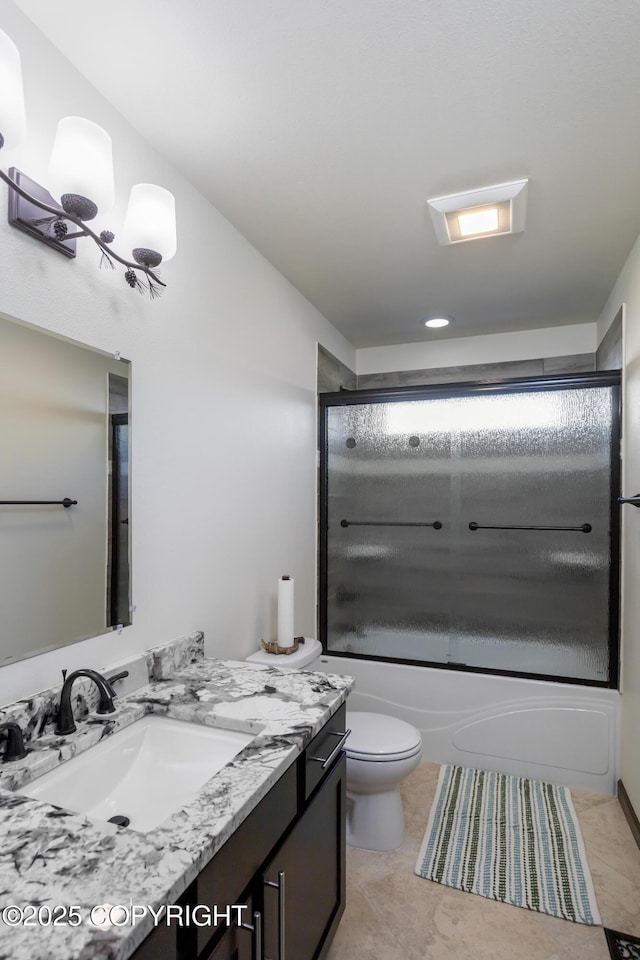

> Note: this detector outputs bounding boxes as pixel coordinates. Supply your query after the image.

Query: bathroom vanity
[0,634,353,960]
[135,705,347,960]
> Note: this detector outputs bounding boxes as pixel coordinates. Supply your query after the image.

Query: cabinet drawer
[196,760,297,955]
[303,704,348,800]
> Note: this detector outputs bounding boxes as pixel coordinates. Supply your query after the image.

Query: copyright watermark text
[1,902,248,928]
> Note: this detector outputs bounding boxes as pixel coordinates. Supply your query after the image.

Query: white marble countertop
[0,655,353,960]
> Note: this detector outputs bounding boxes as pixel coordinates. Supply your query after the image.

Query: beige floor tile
[401,762,442,842]
[328,761,640,960]
[346,839,415,887]
[571,789,617,814]
[544,932,611,960]
[533,910,606,949]
[358,867,569,960]
[559,929,612,959]
[587,853,640,936]
[325,885,410,960]
[578,799,640,885]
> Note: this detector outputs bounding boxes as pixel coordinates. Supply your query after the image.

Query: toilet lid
[345,711,422,761]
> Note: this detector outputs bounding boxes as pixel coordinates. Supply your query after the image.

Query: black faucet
[0,721,28,762]
[55,670,117,736]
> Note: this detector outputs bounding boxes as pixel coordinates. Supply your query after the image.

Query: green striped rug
[415,765,600,924]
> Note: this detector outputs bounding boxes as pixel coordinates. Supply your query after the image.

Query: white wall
[597,298,622,346]
[600,234,640,814]
[356,323,597,375]
[0,4,355,703]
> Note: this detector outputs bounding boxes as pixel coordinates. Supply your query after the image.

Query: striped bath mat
[415,765,600,924]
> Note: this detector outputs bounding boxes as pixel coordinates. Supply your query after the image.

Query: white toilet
[246,640,423,852]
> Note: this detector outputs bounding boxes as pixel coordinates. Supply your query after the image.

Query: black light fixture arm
[0,166,166,296]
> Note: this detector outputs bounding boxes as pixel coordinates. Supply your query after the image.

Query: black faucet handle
[93,670,117,714]
[106,670,129,692]
[0,722,28,762]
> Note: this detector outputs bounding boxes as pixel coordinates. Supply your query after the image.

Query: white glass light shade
[0,29,26,149]
[48,117,115,212]
[123,184,177,262]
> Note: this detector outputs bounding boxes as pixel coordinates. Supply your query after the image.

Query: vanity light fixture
[0,27,176,298]
[427,179,528,246]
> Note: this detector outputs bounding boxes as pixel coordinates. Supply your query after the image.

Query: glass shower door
[448,387,615,682]
[325,399,455,665]
[322,377,618,685]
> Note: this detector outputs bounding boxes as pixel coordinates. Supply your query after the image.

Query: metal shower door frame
[318,371,621,689]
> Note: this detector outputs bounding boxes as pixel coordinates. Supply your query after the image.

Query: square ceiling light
[427,179,528,246]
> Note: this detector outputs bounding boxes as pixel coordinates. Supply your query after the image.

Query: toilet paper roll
[277,576,295,648]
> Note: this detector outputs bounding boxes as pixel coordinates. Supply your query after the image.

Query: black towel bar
[468,522,592,533]
[340,519,442,529]
[0,498,77,508]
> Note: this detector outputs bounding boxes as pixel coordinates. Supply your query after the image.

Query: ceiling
[14,0,640,346]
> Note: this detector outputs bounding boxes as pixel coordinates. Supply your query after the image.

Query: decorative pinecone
[100,230,115,244]
[53,219,68,241]
[124,268,137,288]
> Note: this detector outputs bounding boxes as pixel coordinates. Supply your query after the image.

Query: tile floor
[327,760,640,960]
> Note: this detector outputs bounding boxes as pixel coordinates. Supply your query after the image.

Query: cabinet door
[196,762,297,957]
[262,753,346,960]
[129,920,176,960]
[201,897,257,960]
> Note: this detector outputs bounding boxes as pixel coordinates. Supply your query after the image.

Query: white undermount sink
[20,715,255,832]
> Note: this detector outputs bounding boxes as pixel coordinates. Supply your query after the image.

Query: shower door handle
[618,494,640,508]
[468,522,592,533]
[340,519,442,529]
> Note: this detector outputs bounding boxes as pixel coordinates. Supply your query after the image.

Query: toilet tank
[245,638,322,669]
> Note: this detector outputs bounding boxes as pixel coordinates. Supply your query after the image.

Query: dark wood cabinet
[196,763,298,957]
[129,920,176,960]
[131,705,347,960]
[262,755,346,960]
[201,896,254,960]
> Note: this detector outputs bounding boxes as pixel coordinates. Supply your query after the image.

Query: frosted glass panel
[324,385,616,683]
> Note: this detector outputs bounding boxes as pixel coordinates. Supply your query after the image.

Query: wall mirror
[0,312,131,667]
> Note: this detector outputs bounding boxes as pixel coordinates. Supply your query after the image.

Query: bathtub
[314,654,620,795]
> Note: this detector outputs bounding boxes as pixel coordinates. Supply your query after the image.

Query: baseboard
[617,779,640,851]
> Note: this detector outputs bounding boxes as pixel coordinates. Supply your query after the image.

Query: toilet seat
[345,711,422,762]
[347,741,422,762]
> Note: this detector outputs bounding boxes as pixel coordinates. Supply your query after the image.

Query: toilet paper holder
[260,636,305,656]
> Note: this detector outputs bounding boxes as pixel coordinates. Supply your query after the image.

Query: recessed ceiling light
[427,179,528,246]
[457,206,499,237]
[449,201,509,241]
[424,317,450,328]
